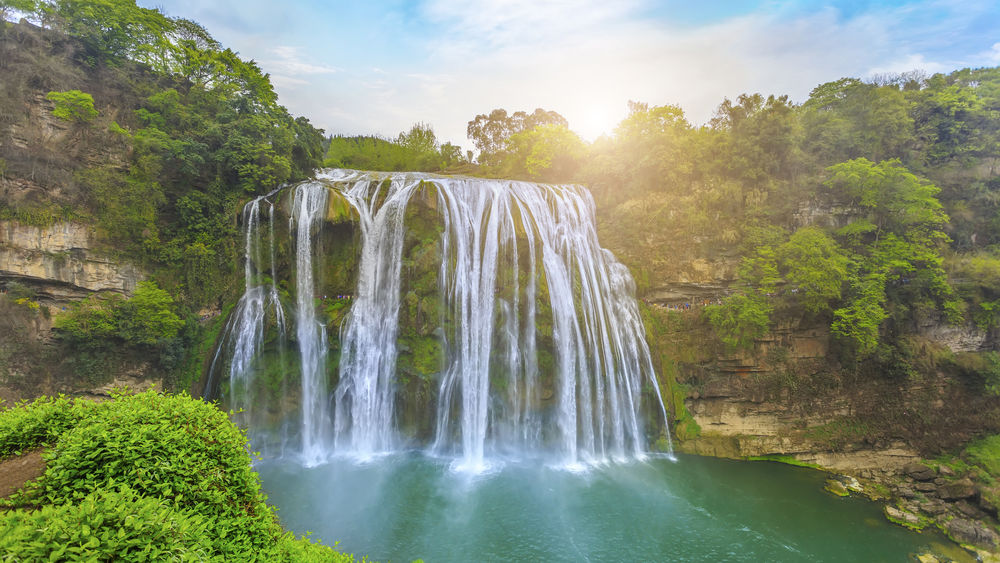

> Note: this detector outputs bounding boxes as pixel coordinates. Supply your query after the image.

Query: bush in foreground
[0,390,357,562]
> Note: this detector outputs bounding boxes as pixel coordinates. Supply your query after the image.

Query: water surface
[258,453,956,562]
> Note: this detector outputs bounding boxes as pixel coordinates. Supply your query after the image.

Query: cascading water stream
[330,170,419,457]
[206,189,287,448]
[215,169,671,469]
[290,182,333,466]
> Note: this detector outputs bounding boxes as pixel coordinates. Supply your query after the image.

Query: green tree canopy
[777,227,851,313]
[467,107,567,166]
[45,89,98,123]
[504,123,586,182]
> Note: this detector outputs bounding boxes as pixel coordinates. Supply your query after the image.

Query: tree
[825,158,948,245]
[705,293,772,351]
[801,79,915,165]
[503,123,585,181]
[46,0,174,67]
[467,107,567,166]
[831,273,888,357]
[116,281,184,345]
[439,142,463,167]
[777,227,850,313]
[45,90,98,123]
[711,94,803,201]
[397,122,437,155]
[1,0,39,21]
[825,158,959,354]
[610,102,693,194]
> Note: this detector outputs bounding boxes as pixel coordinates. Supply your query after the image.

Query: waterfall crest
[214,169,671,469]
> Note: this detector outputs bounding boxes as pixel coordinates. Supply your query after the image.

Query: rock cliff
[0,220,142,303]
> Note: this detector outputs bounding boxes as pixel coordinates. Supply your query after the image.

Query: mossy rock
[824,478,850,497]
[884,505,929,531]
[325,191,357,224]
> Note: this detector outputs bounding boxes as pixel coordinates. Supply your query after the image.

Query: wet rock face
[945,518,999,549]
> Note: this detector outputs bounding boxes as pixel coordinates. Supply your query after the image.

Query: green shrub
[705,293,772,351]
[275,532,360,562]
[45,89,98,123]
[23,391,273,557]
[53,293,121,345]
[54,281,184,347]
[0,485,216,561]
[0,391,353,561]
[964,434,1000,478]
[0,395,98,460]
[0,391,353,560]
[116,281,185,345]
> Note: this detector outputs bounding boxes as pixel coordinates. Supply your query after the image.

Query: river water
[258,453,961,562]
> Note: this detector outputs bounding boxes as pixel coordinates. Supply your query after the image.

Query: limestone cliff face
[0,220,142,302]
[656,310,1000,476]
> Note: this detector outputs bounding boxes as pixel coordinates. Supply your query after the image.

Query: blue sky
[139,0,1000,149]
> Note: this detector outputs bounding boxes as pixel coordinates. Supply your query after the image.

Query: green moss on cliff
[640,303,703,442]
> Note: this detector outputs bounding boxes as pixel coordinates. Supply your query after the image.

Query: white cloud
[263,46,340,78]
[987,42,1000,64]
[392,1,1000,144]
[141,0,1000,149]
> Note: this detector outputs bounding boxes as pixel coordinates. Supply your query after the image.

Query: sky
[138,0,1000,150]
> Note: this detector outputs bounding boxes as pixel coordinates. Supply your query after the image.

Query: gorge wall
[632,238,1000,473]
[0,220,142,301]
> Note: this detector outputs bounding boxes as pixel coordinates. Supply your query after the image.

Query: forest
[324,71,1000,384]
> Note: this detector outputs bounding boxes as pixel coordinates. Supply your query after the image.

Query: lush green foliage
[45,89,98,122]
[705,294,772,351]
[54,280,183,347]
[0,394,97,459]
[9,1,325,306]
[454,67,1000,372]
[504,123,586,181]
[325,122,470,172]
[963,434,1000,477]
[776,227,850,313]
[0,391,356,561]
[1,485,217,560]
[466,107,567,167]
[2,2,327,389]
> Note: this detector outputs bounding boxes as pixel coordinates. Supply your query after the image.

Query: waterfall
[206,189,287,450]
[290,182,333,466]
[215,169,671,469]
[331,170,418,457]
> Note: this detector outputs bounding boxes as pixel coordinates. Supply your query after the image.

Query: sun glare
[571,104,624,142]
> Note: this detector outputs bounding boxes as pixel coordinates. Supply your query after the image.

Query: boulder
[939,479,977,501]
[841,475,864,493]
[918,500,948,515]
[945,518,999,549]
[885,505,924,529]
[915,482,938,493]
[956,500,988,520]
[902,462,937,481]
[825,479,849,497]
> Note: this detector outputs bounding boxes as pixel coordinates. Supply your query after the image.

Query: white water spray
[216,170,671,468]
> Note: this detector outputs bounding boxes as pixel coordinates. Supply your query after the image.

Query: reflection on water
[258,453,959,562]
